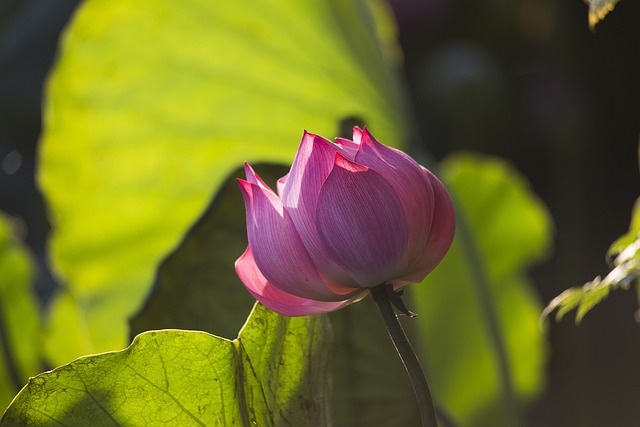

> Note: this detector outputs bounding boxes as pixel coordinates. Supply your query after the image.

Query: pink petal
[235,247,365,316]
[334,126,364,161]
[281,132,335,206]
[354,128,436,268]
[276,173,288,198]
[352,126,363,144]
[396,169,456,283]
[316,154,409,287]
[334,139,358,161]
[281,132,358,288]
[423,169,456,269]
[243,162,270,190]
[238,178,345,302]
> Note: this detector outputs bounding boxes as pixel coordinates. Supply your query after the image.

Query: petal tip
[243,162,256,180]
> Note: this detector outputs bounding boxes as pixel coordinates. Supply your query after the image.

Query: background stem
[455,210,522,427]
[371,284,438,427]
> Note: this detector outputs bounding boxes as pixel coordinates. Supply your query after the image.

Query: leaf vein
[123,362,205,426]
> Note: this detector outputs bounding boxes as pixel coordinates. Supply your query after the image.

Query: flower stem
[371,284,438,427]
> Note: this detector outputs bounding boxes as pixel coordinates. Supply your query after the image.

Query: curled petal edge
[235,247,367,316]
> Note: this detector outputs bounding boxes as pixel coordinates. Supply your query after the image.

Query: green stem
[371,284,438,427]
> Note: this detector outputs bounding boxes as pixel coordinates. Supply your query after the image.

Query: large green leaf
[40,0,407,365]
[412,153,552,426]
[0,214,41,411]
[1,303,331,426]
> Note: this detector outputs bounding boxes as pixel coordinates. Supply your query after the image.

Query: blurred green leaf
[586,0,621,29]
[544,197,640,323]
[40,0,407,365]
[412,153,552,426]
[0,214,41,411]
[1,303,331,426]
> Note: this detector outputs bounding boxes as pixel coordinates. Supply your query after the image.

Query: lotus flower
[235,128,455,316]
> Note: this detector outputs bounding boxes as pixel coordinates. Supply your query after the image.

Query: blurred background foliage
[0,0,638,426]
[0,214,40,410]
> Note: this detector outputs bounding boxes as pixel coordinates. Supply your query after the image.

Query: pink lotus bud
[235,128,455,316]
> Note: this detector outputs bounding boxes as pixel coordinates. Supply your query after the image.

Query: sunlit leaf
[40,0,407,365]
[1,303,331,426]
[586,0,622,29]
[412,153,552,426]
[0,213,41,411]
[544,197,640,323]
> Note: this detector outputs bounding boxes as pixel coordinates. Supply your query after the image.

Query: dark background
[1,0,639,425]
